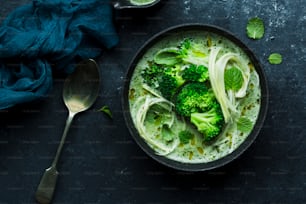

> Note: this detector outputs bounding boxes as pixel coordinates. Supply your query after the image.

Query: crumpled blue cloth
[0,0,118,109]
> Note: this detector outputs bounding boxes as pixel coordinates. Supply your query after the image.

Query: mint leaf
[246,17,265,40]
[98,106,113,119]
[224,67,244,91]
[268,53,283,64]
[237,117,253,132]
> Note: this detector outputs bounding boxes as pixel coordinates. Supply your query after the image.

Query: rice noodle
[208,47,251,123]
[133,95,180,155]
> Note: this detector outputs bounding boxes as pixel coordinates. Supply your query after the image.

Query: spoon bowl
[35,59,100,204]
[63,60,100,113]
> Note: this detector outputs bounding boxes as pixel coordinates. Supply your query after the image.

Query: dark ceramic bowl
[122,24,269,171]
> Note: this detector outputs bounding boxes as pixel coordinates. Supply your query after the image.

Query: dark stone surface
[0,0,305,203]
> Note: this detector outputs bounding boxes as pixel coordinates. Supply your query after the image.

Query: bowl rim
[121,23,269,171]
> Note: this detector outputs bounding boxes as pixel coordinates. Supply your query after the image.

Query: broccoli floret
[182,64,209,82]
[190,103,224,141]
[142,62,185,100]
[163,65,185,87]
[174,82,224,141]
[175,82,215,117]
[141,62,165,88]
[178,130,194,144]
[178,38,192,56]
[159,74,178,100]
[178,39,208,65]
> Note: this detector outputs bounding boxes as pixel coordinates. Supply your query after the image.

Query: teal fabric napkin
[0,0,119,109]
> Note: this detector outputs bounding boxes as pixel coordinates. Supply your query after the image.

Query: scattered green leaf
[246,17,265,40]
[224,67,244,91]
[179,130,193,144]
[268,53,283,64]
[237,117,253,132]
[98,106,113,119]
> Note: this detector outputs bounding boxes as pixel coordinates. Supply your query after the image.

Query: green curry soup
[128,30,261,163]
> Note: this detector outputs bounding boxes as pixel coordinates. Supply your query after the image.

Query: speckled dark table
[0,0,305,203]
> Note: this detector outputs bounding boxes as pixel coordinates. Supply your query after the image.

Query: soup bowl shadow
[121,24,269,171]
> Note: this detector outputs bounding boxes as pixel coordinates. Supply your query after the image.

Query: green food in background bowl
[130,0,157,6]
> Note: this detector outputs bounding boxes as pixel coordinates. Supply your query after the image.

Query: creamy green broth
[128,30,261,163]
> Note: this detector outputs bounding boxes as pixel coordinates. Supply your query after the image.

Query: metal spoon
[35,59,100,204]
[112,0,160,9]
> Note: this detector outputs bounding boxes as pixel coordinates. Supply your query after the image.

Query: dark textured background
[1,0,306,203]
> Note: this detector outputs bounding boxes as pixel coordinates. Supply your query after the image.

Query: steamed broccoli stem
[190,106,224,141]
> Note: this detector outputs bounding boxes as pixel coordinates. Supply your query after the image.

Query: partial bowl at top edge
[112,0,161,9]
[122,24,269,171]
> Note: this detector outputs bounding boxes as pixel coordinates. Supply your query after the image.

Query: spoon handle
[35,166,58,204]
[52,111,75,167]
[35,111,75,204]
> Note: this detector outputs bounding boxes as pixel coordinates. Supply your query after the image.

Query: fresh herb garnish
[98,105,113,119]
[237,117,253,132]
[246,17,265,40]
[268,53,283,64]
[224,67,244,91]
